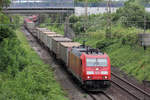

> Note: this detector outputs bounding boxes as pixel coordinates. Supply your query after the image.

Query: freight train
[24,15,111,91]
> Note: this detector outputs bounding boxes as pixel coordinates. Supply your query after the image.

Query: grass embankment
[0,29,68,100]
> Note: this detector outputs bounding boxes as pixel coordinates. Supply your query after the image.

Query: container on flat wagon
[52,37,72,58]
[36,28,46,40]
[33,27,39,37]
[38,28,50,42]
[59,42,81,66]
[32,29,37,36]
[39,28,50,43]
[47,34,63,51]
[27,21,35,29]
[31,27,38,36]
[35,28,40,38]
[43,31,56,45]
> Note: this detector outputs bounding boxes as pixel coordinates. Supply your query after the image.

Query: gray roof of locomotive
[71,45,103,57]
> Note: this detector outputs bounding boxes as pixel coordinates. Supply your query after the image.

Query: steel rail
[88,93,97,100]
[111,80,141,100]
[101,92,113,100]
[88,93,113,100]
[111,72,150,98]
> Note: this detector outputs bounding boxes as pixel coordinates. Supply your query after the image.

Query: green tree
[113,0,150,28]
[135,0,150,6]
[0,12,10,25]
[0,0,11,10]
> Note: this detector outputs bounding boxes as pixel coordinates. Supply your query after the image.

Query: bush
[0,13,10,26]
[73,21,85,35]
[0,27,29,77]
[0,65,67,100]
[69,15,79,25]
[0,26,16,42]
[96,38,118,50]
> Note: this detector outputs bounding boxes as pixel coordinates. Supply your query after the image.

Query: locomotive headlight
[103,76,108,80]
[86,71,94,75]
[101,71,108,75]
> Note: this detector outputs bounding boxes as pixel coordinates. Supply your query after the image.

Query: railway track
[88,92,113,100]
[88,93,97,100]
[101,91,113,100]
[111,72,150,100]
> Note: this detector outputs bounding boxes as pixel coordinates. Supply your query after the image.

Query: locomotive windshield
[86,58,107,67]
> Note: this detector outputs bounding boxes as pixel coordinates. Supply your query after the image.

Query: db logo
[95,71,100,74]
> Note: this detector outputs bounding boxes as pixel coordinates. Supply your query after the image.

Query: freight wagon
[35,28,47,40]
[43,31,56,45]
[47,34,63,51]
[39,28,50,42]
[51,37,72,59]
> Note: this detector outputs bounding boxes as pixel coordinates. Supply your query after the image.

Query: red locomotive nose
[83,56,110,81]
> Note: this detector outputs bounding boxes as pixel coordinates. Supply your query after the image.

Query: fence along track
[111,72,150,100]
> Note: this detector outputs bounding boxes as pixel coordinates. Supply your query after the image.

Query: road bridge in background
[3,0,74,14]
[4,1,150,15]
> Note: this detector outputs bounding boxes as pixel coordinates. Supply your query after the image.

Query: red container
[59,42,81,66]
[68,51,83,81]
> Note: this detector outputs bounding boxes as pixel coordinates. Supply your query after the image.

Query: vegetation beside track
[0,13,68,100]
[40,23,64,35]
[39,15,65,35]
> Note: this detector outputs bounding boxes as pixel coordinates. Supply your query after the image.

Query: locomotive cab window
[86,58,108,67]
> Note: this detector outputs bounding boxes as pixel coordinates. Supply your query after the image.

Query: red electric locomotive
[68,45,111,91]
